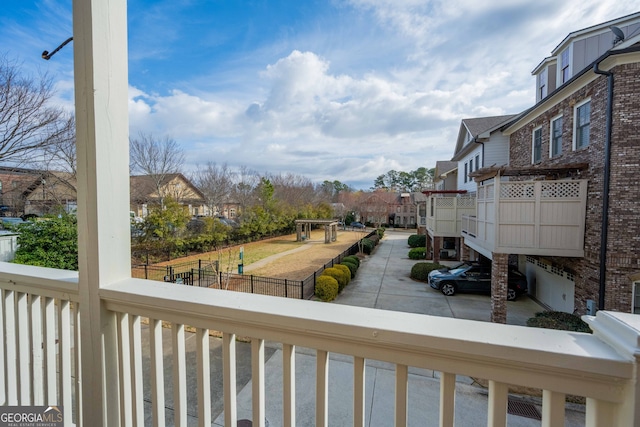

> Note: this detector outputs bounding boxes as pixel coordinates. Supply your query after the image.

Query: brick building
[463,12,640,320]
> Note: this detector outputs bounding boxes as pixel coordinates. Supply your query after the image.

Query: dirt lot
[154,228,368,280]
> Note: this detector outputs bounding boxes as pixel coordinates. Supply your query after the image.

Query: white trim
[549,114,563,158]
[559,45,572,85]
[532,125,543,164]
[573,98,591,150]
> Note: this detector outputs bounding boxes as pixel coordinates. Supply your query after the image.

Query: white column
[73,0,131,425]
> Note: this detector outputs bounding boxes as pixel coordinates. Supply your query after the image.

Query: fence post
[300,280,303,299]
[285,279,288,298]
[199,259,202,270]
[251,275,254,293]
[144,264,148,280]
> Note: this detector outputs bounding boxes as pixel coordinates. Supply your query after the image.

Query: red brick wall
[509,62,640,313]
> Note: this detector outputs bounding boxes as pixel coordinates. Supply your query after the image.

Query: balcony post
[73,0,131,425]
[490,253,508,323]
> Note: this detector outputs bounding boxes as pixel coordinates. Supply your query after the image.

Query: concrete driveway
[334,229,544,325]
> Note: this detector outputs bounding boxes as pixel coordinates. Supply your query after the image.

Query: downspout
[593,61,613,311]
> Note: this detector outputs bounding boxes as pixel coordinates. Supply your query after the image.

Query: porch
[461,179,588,259]
[1,262,639,426]
[2,1,637,425]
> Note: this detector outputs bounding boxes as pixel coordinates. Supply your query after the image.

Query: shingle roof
[462,115,516,138]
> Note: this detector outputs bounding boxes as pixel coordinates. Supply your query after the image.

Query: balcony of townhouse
[8,3,638,425]
[424,191,476,262]
[2,262,640,426]
[460,164,589,260]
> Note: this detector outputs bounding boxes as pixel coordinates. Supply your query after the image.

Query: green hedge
[361,238,374,254]
[322,267,349,292]
[341,261,357,278]
[333,264,352,287]
[343,255,360,267]
[408,247,426,260]
[407,234,426,248]
[315,275,339,301]
[526,311,592,333]
[410,262,445,281]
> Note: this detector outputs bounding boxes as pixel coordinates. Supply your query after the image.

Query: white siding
[483,133,510,167]
[526,257,575,313]
[456,146,482,193]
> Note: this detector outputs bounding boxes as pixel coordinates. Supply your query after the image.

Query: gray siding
[483,133,510,167]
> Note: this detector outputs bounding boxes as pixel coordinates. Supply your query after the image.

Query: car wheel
[441,282,456,296]
[507,288,517,301]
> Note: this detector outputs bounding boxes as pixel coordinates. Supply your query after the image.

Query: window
[469,159,473,178]
[574,100,590,149]
[550,116,563,157]
[634,281,640,314]
[538,68,547,99]
[561,48,570,83]
[464,163,468,183]
[532,127,542,163]
[475,154,480,171]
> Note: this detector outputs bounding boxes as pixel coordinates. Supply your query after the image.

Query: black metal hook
[42,36,74,60]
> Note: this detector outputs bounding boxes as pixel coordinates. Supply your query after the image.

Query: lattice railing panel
[540,181,582,198]
[500,183,534,199]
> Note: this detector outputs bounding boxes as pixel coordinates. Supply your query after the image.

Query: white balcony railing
[426,196,476,237]
[461,179,588,258]
[2,261,639,426]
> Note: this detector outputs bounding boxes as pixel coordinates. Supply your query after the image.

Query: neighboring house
[0,167,43,217]
[451,114,516,193]
[393,192,418,228]
[461,11,640,322]
[24,171,78,216]
[433,161,457,191]
[358,190,397,227]
[130,173,208,217]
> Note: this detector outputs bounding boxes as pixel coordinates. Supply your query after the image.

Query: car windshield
[448,267,467,275]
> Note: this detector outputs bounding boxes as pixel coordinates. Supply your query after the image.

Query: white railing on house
[461,179,588,258]
[2,262,639,427]
[426,195,476,237]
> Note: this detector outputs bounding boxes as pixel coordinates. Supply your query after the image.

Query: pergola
[294,219,339,243]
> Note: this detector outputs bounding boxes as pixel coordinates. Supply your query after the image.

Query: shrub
[526,311,592,333]
[361,238,374,254]
[376,227,385,238]
[334,264,352,285]
[410,262,445,281]
[368,234,380,246]
[315,275,339,301]
[341,261,357,278]
[408,234,426,248]
[322,267,349,292]
[408,247,426,260]
[344,255,360,267]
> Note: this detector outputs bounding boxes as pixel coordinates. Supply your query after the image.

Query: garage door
[526,256,575,313]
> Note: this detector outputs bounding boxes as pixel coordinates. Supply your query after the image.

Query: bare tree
[191,162,233,216]
[231,166,259,217]
[129,132,185,207]
[43,113,76,176]
[0,55,71,163]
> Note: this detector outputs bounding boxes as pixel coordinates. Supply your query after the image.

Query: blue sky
[1,1,638,189]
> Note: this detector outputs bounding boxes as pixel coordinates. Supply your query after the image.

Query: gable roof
[130,173,206,203]
[452,114,516,160]
[434,161,457,178]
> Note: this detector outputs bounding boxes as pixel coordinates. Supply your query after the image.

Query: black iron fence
[132,229,378,300]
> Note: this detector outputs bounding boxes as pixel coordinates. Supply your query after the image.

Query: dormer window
[560,48,570,83]
[538,68,547,99]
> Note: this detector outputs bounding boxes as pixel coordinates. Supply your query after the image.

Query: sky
[1,1,638,190]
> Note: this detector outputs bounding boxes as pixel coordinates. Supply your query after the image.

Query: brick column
[426,235,433,261]
[460,238,468,262]
[433,236,442,263]
[491,252,509,324]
